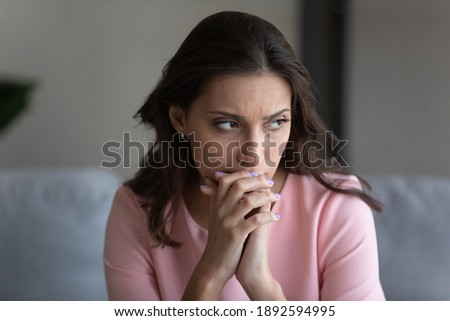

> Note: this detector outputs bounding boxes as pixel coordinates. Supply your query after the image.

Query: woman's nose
[237,140,261,168]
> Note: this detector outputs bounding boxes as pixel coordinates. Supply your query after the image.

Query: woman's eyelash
[268,118,290,128]
[213,120,238,130]
[212,118,290,131]
[273,118,290,123]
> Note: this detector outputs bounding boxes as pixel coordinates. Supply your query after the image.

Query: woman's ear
[168,106,187,133]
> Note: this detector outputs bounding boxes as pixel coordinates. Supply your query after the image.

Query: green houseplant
[0,80,34,134]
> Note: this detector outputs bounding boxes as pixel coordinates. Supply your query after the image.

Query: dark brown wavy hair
[126,11,382,247]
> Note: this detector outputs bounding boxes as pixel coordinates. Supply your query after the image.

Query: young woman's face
[171,73,292,182]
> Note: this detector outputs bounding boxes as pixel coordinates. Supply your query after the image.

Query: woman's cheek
[189,139,228,172]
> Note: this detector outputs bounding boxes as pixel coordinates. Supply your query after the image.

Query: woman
[104,11,385,300]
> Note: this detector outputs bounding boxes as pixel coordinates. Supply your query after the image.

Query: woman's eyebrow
[207,108,290,121]
[263,108,290,121]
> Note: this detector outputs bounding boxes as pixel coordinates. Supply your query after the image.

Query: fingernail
[249,171,258,177]
[274,193,281,199]
[274,213,281,220]
[267,179,274,185]
[200,185,209,189]
[215,171,225,177]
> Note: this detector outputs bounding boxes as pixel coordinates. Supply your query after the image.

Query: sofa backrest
[0,168,121,300]
[369,175,450,300]
[2,169,449,300]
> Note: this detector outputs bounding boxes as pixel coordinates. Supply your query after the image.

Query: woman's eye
[215,121,238,130]
[268,118,289,130]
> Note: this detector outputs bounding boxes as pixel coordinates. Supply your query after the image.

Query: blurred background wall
[347,0,450,177]
[0,0,449,180]
[0,0,300,180]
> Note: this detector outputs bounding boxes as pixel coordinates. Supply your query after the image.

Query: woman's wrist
[239,274,286,300]
[182,263,228,300]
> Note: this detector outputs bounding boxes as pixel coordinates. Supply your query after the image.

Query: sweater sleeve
[103,187,161,300]
[317,189,385,301]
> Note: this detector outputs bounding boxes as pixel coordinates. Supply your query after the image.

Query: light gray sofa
[369,175,450,300]
[0,168,121,300]
[0,168,449,300]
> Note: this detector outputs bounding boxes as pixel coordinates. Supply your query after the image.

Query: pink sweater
[103,173,385,300]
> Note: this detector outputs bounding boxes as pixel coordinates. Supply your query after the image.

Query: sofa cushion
[0,168,121,300]
[368,175,450,300]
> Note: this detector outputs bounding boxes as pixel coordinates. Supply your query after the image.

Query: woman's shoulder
[113,185,143,206]
[285,172,371,221]
[286,172,362,197]
[109,185,149,225]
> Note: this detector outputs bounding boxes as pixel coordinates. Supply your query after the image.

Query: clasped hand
[185,170,283,300]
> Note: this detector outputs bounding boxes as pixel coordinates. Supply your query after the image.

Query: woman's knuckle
[241,196,253,206]
[221,216,232,228]
[252,215,264,225]
[234,180,245,191]
[217,207,226,218]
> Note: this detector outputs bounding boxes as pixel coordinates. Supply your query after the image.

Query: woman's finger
[199,177,218,196]
[214,171,248,202]
[228,190,280,222]
[215,171,274,203]
[238,211,280,236]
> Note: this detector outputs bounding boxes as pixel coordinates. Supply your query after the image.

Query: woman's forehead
[192,73,292,116]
